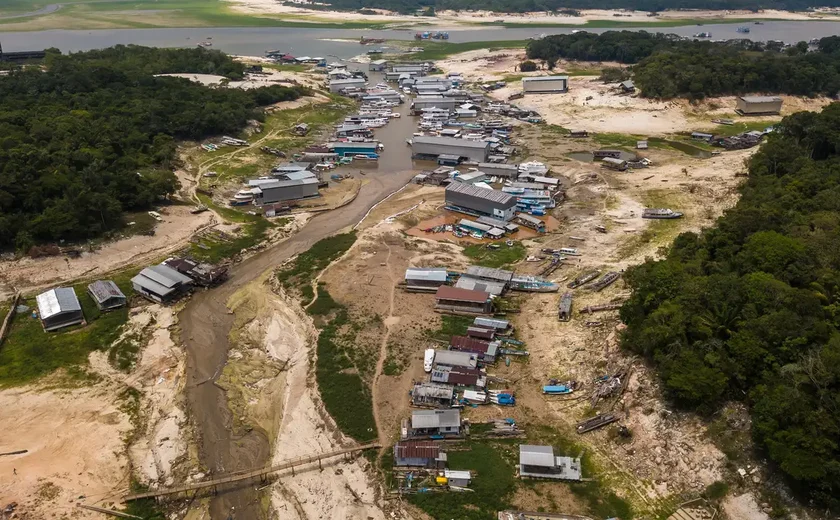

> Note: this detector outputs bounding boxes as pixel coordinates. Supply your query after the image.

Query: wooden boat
[568,271,600,289]
[590,271,620,292]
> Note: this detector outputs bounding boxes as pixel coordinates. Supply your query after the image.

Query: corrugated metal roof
[36,287,81,319]
[413,136,490,150]
[478,162,518,171]
[520,445,556,467]
[444,470,471,480]
[465,266,514,283]
[450,335,490,352]
[740,95,782,103]
[515,213,544,226]
[405,268,448,283]
[430,365,483,386]
[394,441,441,460]
[458,219,493,232]
[454,276,506,296]
[473,317,509,330]
[433,350,478,368]
[435,285,490,303]
[411,409,460,429]
[413,382,455,399]
[446,182,515,205]
[523,75,569,82]
[87,280,125,303]
[145,264,193,288]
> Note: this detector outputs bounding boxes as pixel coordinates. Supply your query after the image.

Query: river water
[1,20,839,56]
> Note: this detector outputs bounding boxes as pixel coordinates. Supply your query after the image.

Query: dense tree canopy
[0,46,306,249]
[527,32,840,98]
[620,104,840,509]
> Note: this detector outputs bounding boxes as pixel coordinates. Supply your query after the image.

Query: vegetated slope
[619,104,840,511]
[527,32,840,98]
[0,45,306,250]
[307,0,840,14]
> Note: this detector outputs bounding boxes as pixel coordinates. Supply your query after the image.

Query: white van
[424,349,435,372]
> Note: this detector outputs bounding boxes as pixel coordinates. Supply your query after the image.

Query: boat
[557,247,581,256]
[197,41,212,47]
[353,154,379,161]
[424,349,435,372]
[693,32,712,38]
[543,385,574,395]
[366,49,384,55]
[576,413,619,434]
[558,292,573,321]
[568,271,601,289]
[642,208,684,219]
[589,271,621,292]
[509,274,559,293]
[736,26,750,33]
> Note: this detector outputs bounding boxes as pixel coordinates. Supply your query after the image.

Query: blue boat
[543,385,573,395]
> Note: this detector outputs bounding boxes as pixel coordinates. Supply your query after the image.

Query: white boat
[424,349,435,372]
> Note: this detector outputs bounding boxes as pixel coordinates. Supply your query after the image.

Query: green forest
[620,104,840,510]
[312,0,840,14]
[527,32,840,98]
[0,46,306,250]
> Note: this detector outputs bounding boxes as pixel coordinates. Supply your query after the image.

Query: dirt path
[180,170,417,519]
[370,242,396,447]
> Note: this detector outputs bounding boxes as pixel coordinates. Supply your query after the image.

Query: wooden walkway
[122,443,381,502]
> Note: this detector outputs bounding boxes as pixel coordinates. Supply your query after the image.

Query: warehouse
[36,287,84,331]
[329,141,379,158]
[87,280,127,311]
[445,182,517,221]
[519,445,582,481]
[434,285,494,314]
[393,441,446,468]
[328,77,366,93]
[736,96,783,115]
[412,136,490,163]
[405,267,449,291]
[369,59,388,71]
[477,162,519,179]
[250,178,320,205]
[522,76,569,93]
[410,96,458,114]
[131,264,193,303]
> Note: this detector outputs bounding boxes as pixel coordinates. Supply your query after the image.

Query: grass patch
[277,232,357,293]
[593,132,647,149]
[462,241,526,268]
[0,274,134,387]
[425,314,473,342]
[409,440,517,520]
[123,479,166,520]
[311,288,376,442]
[699,119,775,137]
[306,284,342,316]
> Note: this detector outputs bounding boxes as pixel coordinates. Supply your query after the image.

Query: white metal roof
[446,181,515,206]
[405,268,448,283]
[520,445,556,467]
[522,75,569,82]
[740,95,782,103]
[414,383,454,399]
[36,287,81,319]
[433,350,477,368]
[444,470,472,480]
[473,317,509,330]
[411,409,460,429]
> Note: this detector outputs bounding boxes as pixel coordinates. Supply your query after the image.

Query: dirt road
[180,88,416,519]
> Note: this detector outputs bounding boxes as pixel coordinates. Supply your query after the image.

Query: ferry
[642,208,684,219]
[693,32,712,38]
[230,189,254,206]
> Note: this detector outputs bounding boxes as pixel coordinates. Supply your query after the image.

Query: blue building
[328,142,378,158]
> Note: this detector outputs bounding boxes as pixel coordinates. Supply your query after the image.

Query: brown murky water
[181,76,419,519]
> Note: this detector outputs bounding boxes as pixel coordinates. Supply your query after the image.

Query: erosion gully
[181,86,416,519]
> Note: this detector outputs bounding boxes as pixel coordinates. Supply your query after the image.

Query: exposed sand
[223,0,840,25]
[0,204,214,298]
[723,493,772,520]
[0,304,187,518]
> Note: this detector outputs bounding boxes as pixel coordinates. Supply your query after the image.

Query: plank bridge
[122,442,381,502]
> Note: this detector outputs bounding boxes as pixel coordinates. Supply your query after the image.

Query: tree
[519,60,537,72]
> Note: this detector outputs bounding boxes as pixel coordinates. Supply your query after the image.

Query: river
[182,73,417,519]
[0,20,839,56]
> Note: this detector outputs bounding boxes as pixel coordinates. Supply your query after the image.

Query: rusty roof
[450,335,490,352]
[435,286,490,303]
[394,441,442,460]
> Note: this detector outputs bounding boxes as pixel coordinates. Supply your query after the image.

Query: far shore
[223,1,840,27]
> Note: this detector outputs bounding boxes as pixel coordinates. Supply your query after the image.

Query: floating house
[87,280,127,311]
[519,445,582,480]
[36,287,83,331]
[393,441,446,468]
[736,95,783,115]
[404,267,449,292]
[434,286,493,315]
[522,76,569,93]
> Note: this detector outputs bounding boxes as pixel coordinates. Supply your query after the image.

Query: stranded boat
[568,271,601,289]
[642,208,684,219]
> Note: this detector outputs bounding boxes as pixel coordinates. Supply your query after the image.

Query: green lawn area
[699,119,776,136]
[0,0,392,30]
[463,241,527,268]
[276,232,357,293]
[425,314,473,342]
[0,273,136,387]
